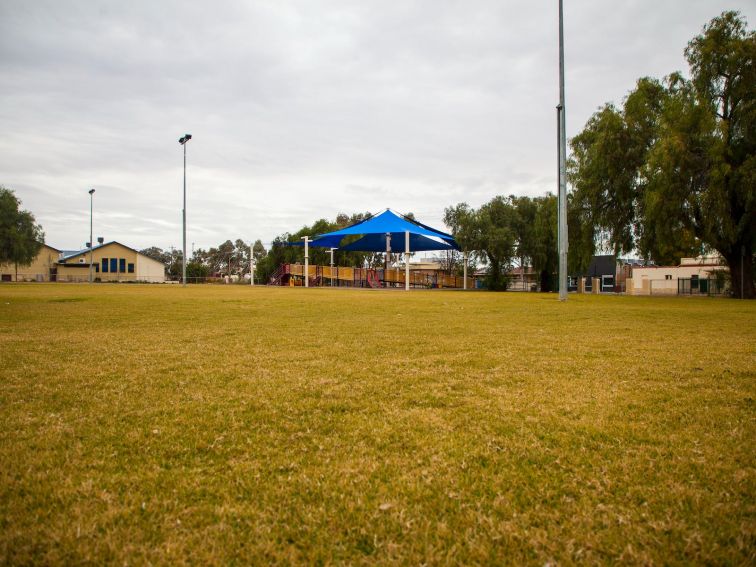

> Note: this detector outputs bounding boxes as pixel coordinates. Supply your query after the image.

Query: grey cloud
[1,0,752,250]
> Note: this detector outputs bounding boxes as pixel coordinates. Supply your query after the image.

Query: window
[95,264,99,273]
[102,258,108,273]
[128,263,134,273]
[665,274,672,280]
[110,258,117,273]
[119,258,126,272]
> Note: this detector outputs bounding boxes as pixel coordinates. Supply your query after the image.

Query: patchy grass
[0,284,754,565]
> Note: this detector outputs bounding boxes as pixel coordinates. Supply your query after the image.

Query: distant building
[56,241,165,283]
[0,243,61,282]
[616,258,651,293]
[626,256,727,296]
[507,265,539,291]
[569,255,617,293]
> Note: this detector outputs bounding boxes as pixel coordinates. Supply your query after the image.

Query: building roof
[58,241,156,263]
[37,242,61,253]
[584,255,616,277]
[680,255,724,266]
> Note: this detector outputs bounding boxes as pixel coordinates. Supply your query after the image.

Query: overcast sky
[1,1,753,252]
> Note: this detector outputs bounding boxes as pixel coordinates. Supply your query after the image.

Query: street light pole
[178,134,192,286]
[88,188,95,284]
[557,0,568,301]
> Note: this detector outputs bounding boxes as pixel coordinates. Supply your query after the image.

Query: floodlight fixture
[179,133,192,286]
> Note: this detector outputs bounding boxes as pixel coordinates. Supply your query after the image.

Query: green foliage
[531,195,558,291]
[570,11,756,297]
[139,246,171,265]
[444,198,518,290]
[0,187,44,274]
[185,261,209,281]
[444,195,580,291]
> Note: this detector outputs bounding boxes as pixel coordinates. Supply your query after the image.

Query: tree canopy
[0,187,44,277]
[569,11,755,297]
[444,195,576,291]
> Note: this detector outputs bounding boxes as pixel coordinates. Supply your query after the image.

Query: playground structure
[270,263,475,289]
[283,209,469,290]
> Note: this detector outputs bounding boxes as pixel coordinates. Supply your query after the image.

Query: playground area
[269,263,477,289]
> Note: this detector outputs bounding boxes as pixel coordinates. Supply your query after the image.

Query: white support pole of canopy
[302,236,310,288]
[385,232,391,272]
[329,247,336,287]
[405,230,410,291]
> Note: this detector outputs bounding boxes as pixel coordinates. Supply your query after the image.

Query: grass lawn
[0,284,754,565]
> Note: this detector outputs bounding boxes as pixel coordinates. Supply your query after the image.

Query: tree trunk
[724,247,754,299]
[540,269,552,293]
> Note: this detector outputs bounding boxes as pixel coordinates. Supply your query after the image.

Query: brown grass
[0,284,754,565]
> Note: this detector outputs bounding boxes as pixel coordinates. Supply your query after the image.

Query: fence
[677,277,727,296]
[507,279,540,292]
[641,277,728,296]
[275,264,476,289]
[1,271,169,284]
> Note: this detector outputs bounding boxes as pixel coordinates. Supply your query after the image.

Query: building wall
[0,244,60,282]
[136,254,166,282]
[628,264,726,295]
[57,243,164,282]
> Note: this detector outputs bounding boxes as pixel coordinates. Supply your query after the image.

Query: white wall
[136,255,165,282]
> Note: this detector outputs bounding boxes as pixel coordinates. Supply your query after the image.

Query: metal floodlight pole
[558,0,568,301]
[557,103,562,289]
[302,236,310,287]
[178,133,192,286]
[88,188,95,283]
[250,244,254,286]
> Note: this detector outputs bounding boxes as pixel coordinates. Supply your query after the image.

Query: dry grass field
[0,284,754,565]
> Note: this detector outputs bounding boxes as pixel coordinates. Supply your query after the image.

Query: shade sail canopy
[339,232,456,252]
[299,209,460,252]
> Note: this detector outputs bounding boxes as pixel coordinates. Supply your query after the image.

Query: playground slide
[367,270,381,288]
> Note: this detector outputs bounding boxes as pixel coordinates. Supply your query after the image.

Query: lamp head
[89,188,95,195]
[179,133,192,145]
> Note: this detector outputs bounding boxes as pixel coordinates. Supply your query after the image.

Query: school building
[1,241,165,283]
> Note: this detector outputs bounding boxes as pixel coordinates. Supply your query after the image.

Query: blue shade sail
[340,232,457,252]
[289,209,460,252]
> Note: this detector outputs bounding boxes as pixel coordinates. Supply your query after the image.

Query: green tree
[570,12,755,297]
[252,239,267,263]
[139,246,171,265]
[0,187,44,280]
[531,195,558,292]
[444,197,518,290]
[511,195,537,276]
[186,260,209,282]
